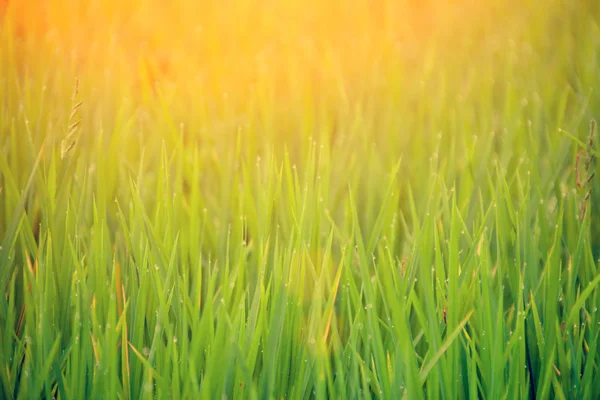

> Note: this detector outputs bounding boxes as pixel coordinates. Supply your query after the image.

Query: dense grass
[3,0,600,398]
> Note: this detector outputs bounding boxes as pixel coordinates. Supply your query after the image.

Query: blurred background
[2,0,599,140]
[2,0,598,136]
[2,0,600,251]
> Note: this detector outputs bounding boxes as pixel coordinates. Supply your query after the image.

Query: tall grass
[2,0,600,398]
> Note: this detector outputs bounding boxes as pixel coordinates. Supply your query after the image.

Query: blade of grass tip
[565,273,600,328]
[128,178,168,269]
[366,158,401,254]
[552,376,568,400]
[323,247,345,343]
[347,182,393,395]
[32,333,61,398]
[2,272,18,397]
[528,291,545,356]
[51,345,70,400]
[0,141,45,288]
[537,202,564,399]
[419,309,474,385]
[229,341,259,400]
[115,263,131,400]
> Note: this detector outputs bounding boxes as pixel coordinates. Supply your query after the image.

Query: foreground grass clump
[3,0,600,399]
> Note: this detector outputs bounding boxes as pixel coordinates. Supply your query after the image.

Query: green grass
[3,0,600,399]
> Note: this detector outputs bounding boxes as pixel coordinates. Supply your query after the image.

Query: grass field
[2,0,600,398]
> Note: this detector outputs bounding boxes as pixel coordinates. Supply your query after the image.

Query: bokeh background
[2,0,600,243]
